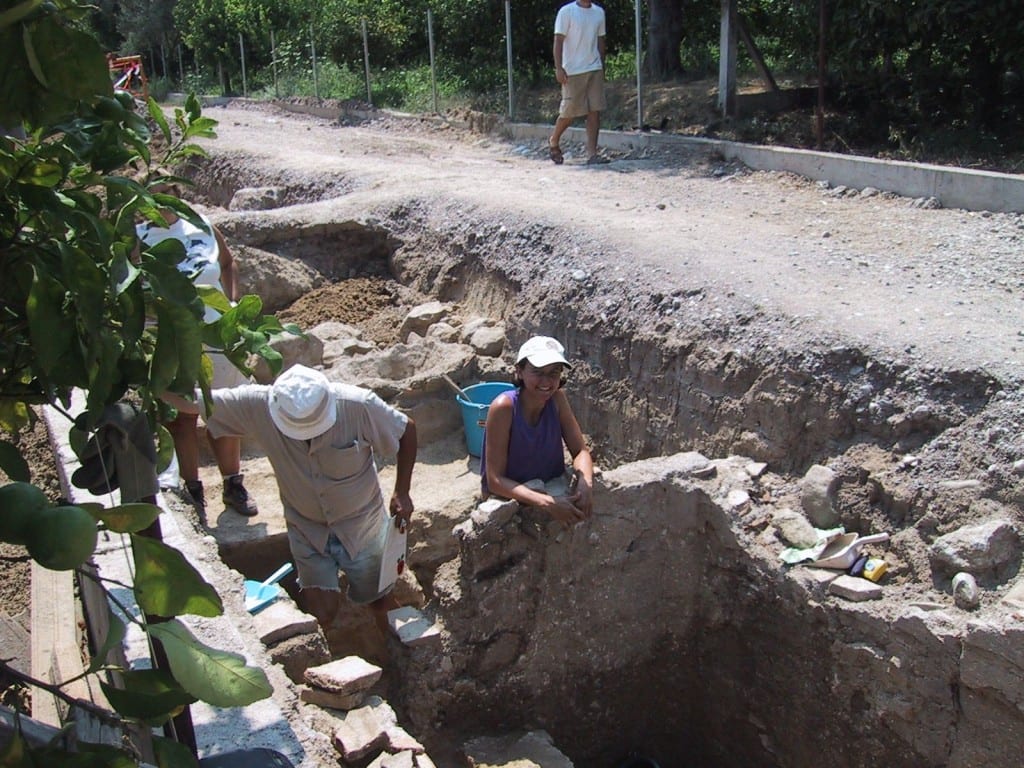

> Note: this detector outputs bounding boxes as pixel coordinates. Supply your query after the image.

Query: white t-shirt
[137,213,247,388]
[554,1,606,76]
[137,214,222,320]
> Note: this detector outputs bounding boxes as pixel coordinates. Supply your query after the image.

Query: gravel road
[199,100,1023,385]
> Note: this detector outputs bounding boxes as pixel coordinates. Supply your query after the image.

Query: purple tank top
[481,388,564,495]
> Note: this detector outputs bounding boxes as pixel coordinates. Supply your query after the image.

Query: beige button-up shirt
[204,382,408,558]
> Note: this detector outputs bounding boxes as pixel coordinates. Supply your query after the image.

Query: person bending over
[164,364,417,636]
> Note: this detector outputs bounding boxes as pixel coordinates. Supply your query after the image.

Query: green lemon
[26,504,98,571]
[0,481,49,545]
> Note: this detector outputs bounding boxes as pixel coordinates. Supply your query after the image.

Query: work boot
[222,473,258,517]
[184,479,206,514]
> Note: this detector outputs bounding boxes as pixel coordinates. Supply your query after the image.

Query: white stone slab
[386,607,441,647]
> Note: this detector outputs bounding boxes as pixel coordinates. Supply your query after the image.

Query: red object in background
[107,54,149,102]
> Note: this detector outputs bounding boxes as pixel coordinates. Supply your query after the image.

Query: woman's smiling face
[520,362,565,396]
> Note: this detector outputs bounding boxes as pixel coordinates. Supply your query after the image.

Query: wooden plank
[29,563,80,725]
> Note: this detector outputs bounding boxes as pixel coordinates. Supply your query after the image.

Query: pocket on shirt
[318,442,374,481]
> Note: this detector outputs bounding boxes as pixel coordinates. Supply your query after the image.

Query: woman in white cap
[481,335,594,527]
[163,364,417,636]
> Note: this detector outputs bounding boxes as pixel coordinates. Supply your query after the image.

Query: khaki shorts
[558,69,607,119]
[289,511,391,604]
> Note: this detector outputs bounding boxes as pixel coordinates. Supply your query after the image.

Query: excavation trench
[187,162,1019,768]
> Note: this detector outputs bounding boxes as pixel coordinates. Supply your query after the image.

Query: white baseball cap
[267,365,337,440]
[515,336,572,369]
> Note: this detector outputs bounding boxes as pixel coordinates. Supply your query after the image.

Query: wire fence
[147,1,656,127]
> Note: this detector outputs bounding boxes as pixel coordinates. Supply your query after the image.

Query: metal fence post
[362,18,372,105]
[310,25,319,99]
[634,0,644,129]
[427,8,438,113]
[239,33,247,97]
[271,29,279,98]
[505,0,514,119]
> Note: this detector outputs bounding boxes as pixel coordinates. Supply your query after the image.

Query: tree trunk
[647,0,685,81]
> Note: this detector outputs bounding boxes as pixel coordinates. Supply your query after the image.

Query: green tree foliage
[117,0,177,57]
[0,2,297,764]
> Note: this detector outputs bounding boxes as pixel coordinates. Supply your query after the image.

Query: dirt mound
[276,277,407,345]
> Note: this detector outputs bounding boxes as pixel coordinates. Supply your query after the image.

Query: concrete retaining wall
[504,122,1024,214]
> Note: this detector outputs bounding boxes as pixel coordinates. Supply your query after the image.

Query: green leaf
[93,502,162,534]
[152,735,200,768]
[0,399,32,435]
[184,93,201,121]
[22,24,47,87]
[181,116,218,141]
[147,620,272,707]
[147,98,171,143]
[84,327,125,417]
[86,603,127,674]
[149,306,180,396]
[130,533,223,618]
[155,424,174,474]
[0,440,30,481]
[61,243,107,332]
[100,668,196,725]
[17,158,62,186]
[0,0,43,30]
[0,726,30,766]
[26,263,75,378]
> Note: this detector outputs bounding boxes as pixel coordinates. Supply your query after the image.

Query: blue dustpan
[244,562,294,613]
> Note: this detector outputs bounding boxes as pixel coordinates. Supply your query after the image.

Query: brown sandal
[548,145,564,165]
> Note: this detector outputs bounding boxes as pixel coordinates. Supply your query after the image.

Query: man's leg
[302,586,344,629]
[166,413,206,513]
[209,433,241,476]
[550,115,574,152]
[210,433,257,516]
[585,109,601,159]
[166,413,200,483]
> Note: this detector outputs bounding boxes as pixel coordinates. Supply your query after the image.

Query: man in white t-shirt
[549,0,608,166]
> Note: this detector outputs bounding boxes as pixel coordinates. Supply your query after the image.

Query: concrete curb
[500,122,1024,214]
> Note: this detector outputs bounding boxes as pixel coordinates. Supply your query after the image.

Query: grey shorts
[559,69,607,119]
[289,513,390,604]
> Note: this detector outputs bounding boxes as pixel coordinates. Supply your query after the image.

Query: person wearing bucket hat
[480,335,594,527]
[162,364,417,637]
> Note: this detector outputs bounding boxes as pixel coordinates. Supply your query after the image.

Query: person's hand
[571,477,593,519]
[555,65,568,85]
[545,494,585,530]
[390,491,414,525]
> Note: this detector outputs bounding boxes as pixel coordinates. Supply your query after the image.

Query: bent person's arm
[390,418,417,523]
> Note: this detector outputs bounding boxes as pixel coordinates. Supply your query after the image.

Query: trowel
[244,562,294,613]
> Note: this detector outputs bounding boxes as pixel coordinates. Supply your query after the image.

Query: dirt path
[199,101,1022,384]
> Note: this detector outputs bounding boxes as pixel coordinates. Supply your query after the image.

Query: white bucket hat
[267,365,337,440]
[516,336,572,369]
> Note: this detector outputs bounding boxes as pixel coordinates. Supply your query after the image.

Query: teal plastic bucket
[456,382,515,458]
